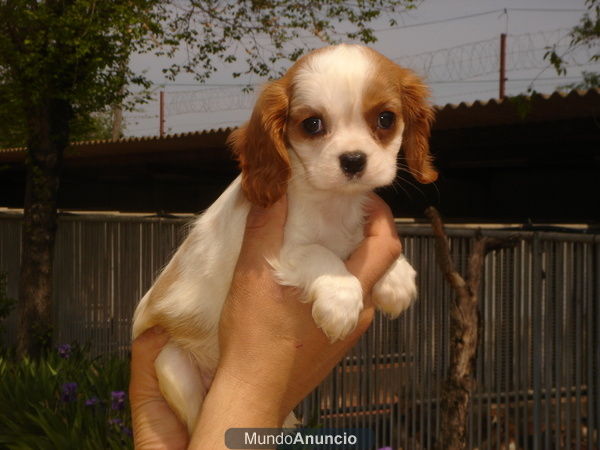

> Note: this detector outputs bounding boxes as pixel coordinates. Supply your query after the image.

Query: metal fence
[0,213,598,449]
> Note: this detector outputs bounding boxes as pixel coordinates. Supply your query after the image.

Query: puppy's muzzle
[339,151,367,177]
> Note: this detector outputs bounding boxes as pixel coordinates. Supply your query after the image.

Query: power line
[507,8,586,13]
[153,82,252,88]
[375,8,585,32]
[429,75,586,85]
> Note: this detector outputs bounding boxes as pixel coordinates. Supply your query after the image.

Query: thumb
[345,194,402,293]
[238,195,288,266]
[130,326,170,397]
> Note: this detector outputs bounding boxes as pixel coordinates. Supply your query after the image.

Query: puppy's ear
[228,80,290,207]
[398,68,438,184]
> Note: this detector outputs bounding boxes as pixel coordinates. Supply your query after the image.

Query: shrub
[0,344,132,449]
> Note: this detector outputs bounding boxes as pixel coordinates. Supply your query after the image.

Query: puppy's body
[132,44,437,432]
[132,174,372,429]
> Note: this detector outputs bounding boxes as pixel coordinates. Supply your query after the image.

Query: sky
[124,0,599,137]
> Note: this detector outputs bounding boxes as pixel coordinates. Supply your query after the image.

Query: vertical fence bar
[531,233,543,450]
[513,240,522,448]
[566,241,574,448]
[594,240,600,450]
[574,242,581,448]
[554,241,564,450]
[543,239,552,450]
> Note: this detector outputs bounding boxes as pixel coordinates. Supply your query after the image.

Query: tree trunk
[17,98,71,358]
[426,207,518,450]
[436,270,481,449]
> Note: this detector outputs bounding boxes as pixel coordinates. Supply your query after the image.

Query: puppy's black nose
[339,151,367,176]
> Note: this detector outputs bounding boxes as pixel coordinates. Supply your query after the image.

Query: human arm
[188,194,402,448]
[129,326,190,449]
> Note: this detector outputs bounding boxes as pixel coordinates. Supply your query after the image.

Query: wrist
[214,367,286,425]
[189,367,286,449]
[216,338,301,410]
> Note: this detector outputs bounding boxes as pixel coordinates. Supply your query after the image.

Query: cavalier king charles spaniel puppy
[132,44,437,432]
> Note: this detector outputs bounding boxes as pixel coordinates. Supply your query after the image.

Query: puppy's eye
[377,111,395,129]
[302,117,323,135]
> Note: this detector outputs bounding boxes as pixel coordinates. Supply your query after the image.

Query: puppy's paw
[373,256,417,318]
[311,275,363,342]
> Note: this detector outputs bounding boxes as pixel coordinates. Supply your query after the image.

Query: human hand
[190,193,402,447]
[129,326,188,450]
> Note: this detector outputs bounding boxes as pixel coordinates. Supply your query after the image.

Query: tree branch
[427,207,519,450]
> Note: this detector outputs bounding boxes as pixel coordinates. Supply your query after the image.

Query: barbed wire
[165,87,257,115]
[129,28,597,119]
[394,28,595,82]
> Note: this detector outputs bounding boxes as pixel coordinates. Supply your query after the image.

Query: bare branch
[428,207,519,450]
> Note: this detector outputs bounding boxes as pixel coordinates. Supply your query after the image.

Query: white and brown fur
[132,44,437,432]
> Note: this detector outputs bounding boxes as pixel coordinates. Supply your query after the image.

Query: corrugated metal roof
[0,126,235,154]
[1,88,598,161]
[433,88,600,130]
[0,127,235,162]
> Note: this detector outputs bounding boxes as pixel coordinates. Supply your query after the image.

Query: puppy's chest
[284,202,364,259]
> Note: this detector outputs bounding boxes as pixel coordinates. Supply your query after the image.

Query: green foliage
[559,70,600,90]
[0,0,419,118]
[69,110,115,143]
[0,0,418,144]
[545,0,599,78]
[152,0,419,80]
[0,344,132,449]
[0,0,156,148]
[507,89,540,120]
[0,110,115,148]
[0,0,156,109]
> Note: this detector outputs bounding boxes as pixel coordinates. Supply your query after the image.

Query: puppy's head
[229,44,437,207]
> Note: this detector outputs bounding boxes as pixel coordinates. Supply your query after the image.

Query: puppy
[132,44,437,432]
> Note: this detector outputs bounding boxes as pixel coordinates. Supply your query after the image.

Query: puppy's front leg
[275,244,363,342]
[372,254,417,318]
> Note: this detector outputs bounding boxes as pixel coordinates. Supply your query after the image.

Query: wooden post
[159,90,165,137]
[111,104,123,140]
[499,33,507,99]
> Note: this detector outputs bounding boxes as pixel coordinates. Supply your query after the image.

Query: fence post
[531,232,543,450]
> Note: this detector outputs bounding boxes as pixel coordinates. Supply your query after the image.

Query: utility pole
[499,33,507,100]
[112,60,127,140]
[111,104,123,140]
[159,90,165,137]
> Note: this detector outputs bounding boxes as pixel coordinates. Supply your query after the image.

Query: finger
[238,195,288,266]
[130,326,170,391]
[132,326,170,364]
[346,195,402,293]
[363,193,401,243]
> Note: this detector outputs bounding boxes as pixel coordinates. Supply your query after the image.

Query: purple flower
[61,382,78,402]
[109,418,123,426]
[57,344,72,359]
[85,396,99,406]
[111,390,127,410]
[108,418,132,437]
